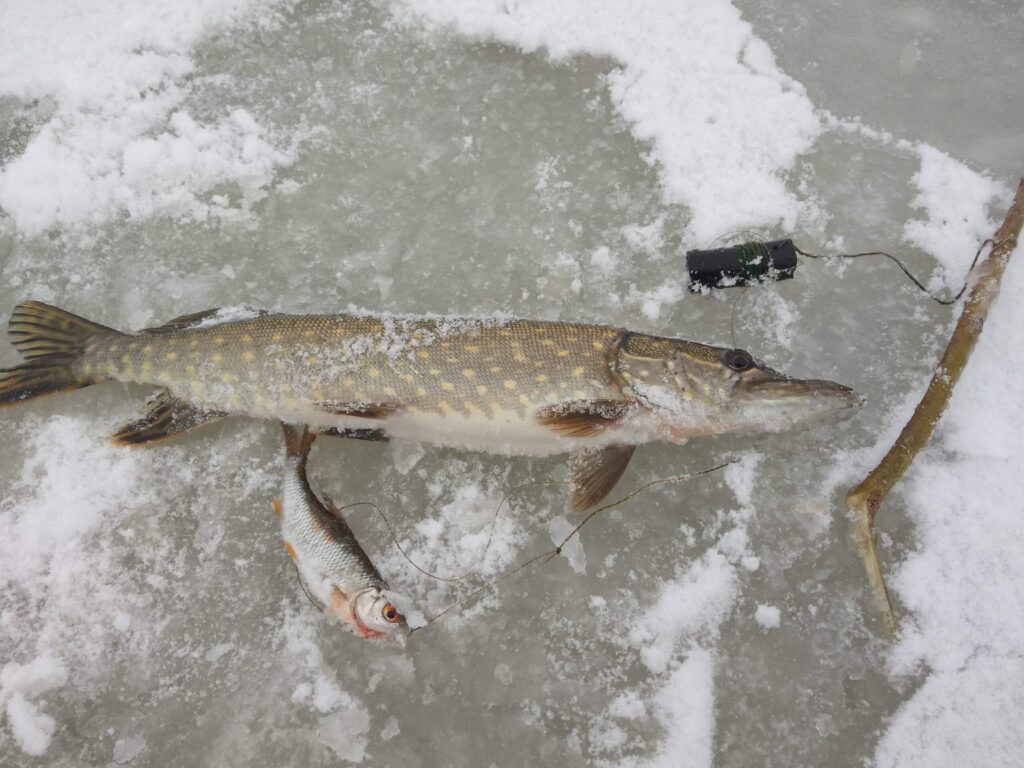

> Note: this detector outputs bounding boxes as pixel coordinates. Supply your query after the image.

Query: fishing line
[341,481,568,583]
[728,285,748,350]
[290,561,326,613]
[407,460,736,634]
[792,242,991,305]
[687,237,994,306]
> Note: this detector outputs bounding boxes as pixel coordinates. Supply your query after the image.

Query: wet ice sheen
[1,0,1022,766]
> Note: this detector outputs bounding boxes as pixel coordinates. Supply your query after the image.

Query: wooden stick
[846,177,1024,633]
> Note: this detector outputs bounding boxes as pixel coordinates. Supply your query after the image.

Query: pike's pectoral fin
[536,399,630,438]
[570,444,636,512]
[112,390,227,446]
[314,400,401,420]
[271,498,283,519]
[318,426,390,442]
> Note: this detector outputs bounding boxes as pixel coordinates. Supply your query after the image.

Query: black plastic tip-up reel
[686,239,798,291]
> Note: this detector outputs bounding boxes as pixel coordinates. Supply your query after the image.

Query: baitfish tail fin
[1,301,124,407]
[282,423,317,463]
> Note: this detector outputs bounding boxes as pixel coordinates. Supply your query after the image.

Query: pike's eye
[382,603,401,623]
[723,349,753,372]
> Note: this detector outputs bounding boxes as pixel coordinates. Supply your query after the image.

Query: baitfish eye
[723,349,753,371]
[382,603,401,623]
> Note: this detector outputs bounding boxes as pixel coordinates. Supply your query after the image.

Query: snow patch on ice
[0,655,67,756]
[875,656,1024,768]
[281,607,373,761]
[629,550,738,675]
[903,145,1011,291]
[396,0,822,242]
[754,604,780,630]
[872,228,1024,764]
[636,650,715,768]
[0,0,293,234]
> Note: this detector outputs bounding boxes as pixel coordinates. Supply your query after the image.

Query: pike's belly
[274,402,658,457]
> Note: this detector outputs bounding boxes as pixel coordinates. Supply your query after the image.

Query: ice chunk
[754,604,780,629]
[319,708,371,763]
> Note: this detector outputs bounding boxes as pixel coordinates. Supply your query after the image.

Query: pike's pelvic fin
[112,389,227,445]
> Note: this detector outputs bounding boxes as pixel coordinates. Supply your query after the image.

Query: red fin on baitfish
[536,399,630,438]
[1,301,123,407]
[111,390,227,445]
[570,444,637,511]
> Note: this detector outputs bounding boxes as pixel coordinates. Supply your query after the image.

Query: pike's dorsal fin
[112,390,227,445]
[570,444,636,511]
[139,309,223,335]
[536,399,630,438]
[314,401,401,419]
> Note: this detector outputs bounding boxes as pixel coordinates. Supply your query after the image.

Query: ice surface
[1,0,1022,765]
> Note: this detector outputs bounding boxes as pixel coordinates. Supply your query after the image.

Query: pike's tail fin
[282,423,317,462]
[0,301,122,407]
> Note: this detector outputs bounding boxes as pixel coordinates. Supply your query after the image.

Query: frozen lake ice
[1,0,1022,766]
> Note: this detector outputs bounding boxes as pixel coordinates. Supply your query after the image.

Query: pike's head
[612,333,861,439]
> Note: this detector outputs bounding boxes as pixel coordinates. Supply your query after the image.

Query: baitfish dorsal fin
[314,401,401,420]
[535,399,630,438]
[570,444,637,511]
[111,389,227,445]
[138,309,224,335]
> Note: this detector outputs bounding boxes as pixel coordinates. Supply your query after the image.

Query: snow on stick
[847,176,1024,634]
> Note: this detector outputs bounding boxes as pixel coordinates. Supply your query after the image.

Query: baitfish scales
[274,423,406,639]
[0,301,860,509]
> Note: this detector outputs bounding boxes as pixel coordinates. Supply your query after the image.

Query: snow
[754,604,780,630]
[871,243,1024,768]
[395,0,822,243]
[903,146,1011,290]
[0,0,1022,765]
[0,655,67,756]
[0,0,292,234]
[638,650,715,768]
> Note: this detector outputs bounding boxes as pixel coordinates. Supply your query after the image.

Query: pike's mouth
[739,377,862,423]
[745,377,860,403]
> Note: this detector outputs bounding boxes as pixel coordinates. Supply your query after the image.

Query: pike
[0,301,860,509]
